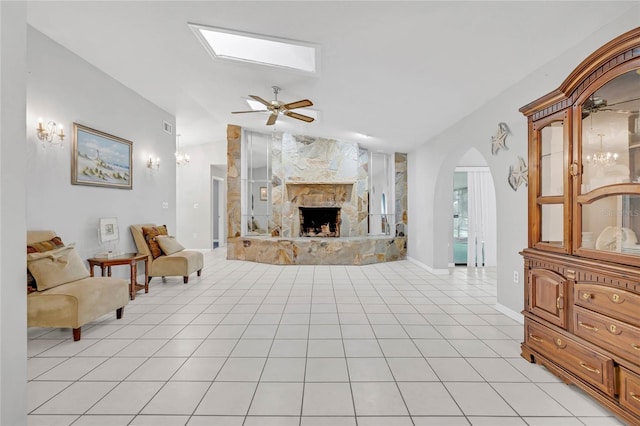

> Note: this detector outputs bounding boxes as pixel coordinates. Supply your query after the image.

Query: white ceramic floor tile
[302,383,355,416]
[444,382,516,416]
[216,357,266,381]
[28,381,72,413]
[26,414,79,425]
[300,416,357,426]
[412,417,471,425]
[307,339,345,357]
[229,339,272,357]
[347,358,394,381]
[141,381,210,415]
[377,339,422,357]
[413,339,460,357]
[466,358,529,382]
[81,357,147,381]
[88,381,164,414]
[129,414,190,425]
[248,382,303,415]
[343,339,384,357]
[171,357,226,381]
[386,357,438,381]
[351,382,408,416]
[191,339,238,357]
[269,339,308,357]
[492,383,572,417]
[35,357,107,381]
[261,357,306,382]
[306,358,349,382]
[114,339,167,357]
[154,339,203,357]
[427,358,484,382]
[33,381,117,414]
[194,381,257,415]
[127,357,186,381]
[71,414,135,425]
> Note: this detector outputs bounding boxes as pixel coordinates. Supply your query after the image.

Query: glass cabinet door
[576,67,640,261]
[532,111,569,252]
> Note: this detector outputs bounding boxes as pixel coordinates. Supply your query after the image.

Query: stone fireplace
[226,125,408,265]
[299,207,341,237]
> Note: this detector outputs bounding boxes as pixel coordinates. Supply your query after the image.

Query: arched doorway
[452,148,497,267]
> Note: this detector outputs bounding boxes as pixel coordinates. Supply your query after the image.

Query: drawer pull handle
[579,362,600,374]
[582,292,592,300]
[556,297,563,310]
[578,321,598,332]
[630,392,640,402]
[529,334,543,343]
[631,344,640,351]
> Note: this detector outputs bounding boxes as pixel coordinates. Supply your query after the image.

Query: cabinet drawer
[574,306,640,364]
[575,284,640,326]
[525,320,615,395]
[620,367,640,417]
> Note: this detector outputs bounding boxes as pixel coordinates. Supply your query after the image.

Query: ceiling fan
[232,86,315,126]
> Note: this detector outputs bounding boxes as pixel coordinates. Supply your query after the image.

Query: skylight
[189,24,317,73]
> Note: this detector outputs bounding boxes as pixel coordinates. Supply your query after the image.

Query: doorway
[211,176,225,249]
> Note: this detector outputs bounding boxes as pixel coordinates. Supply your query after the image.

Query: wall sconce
[36,118,65,147]
[147,156,160,169]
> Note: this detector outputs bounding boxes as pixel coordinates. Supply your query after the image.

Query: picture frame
[260,186,268,201]
[72,123,133,189]
[98,217,120,244]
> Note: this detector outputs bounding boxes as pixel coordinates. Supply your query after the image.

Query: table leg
[107,266,112,277]
[130,262,137,300]
[144,259,149,293]
[100,265,106,277]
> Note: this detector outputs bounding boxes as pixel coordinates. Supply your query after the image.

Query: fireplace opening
[299,207,341,237]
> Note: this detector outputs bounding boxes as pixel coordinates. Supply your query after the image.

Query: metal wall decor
[491,122,511,155]
[508,156,528,191]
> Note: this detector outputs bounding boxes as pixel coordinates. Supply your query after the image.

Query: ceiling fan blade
[283,99,313,110]
[249,95,272,107]
[284,110,314,123]
[266,113,278,126]
[231,110,269,114]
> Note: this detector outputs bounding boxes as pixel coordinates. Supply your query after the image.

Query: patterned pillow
[142,225,168,259]
[27,236,65,293]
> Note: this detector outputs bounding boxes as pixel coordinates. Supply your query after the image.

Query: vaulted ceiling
[26,1,638,153]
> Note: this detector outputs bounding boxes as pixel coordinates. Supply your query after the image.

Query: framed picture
[98,217,119,244]
[260,186,268,201]
[72,123,133,189]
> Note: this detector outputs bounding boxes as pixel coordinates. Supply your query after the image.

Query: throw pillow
[27,236,64,254]
[142,225,168,259]
[27,245,90,291]
[156,235,185,255]
[27,236,65,293]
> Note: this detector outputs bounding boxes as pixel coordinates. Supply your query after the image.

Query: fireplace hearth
[299,207,341,237]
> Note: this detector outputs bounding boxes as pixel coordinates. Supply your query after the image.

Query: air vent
[163,121,173,135]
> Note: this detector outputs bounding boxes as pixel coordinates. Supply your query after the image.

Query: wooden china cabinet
[520,27,640,424]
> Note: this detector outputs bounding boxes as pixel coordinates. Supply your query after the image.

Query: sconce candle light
[36,118,65,147]
[147,156,160,169]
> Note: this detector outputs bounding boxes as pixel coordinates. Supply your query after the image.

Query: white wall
[408,10,640,314]
[26,27,176,278]
[1,3,28,424]
[176,140,227,249]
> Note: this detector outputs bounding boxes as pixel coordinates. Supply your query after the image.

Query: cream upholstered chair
[27,230,129,341]
[130,224,203,284]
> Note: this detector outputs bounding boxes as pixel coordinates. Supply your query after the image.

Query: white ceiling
[26,1,638,153]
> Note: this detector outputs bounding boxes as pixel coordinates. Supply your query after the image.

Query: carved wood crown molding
[520,27,640,120]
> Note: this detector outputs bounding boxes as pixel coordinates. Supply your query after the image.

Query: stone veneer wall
[226,125,242,238]
[270,133,369,238]
[226,124,408,264]
[395,152,408,238]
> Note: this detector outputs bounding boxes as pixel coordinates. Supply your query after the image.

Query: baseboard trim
[407,256,451,275]
[494,303,524,324]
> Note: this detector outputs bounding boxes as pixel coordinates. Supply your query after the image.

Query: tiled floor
[27,249,624,426]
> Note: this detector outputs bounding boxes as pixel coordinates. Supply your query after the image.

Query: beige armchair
[27,230,129,341]
[130,224,203,284]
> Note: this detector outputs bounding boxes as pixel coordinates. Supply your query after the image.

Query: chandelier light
[175,134,190,166]
[586,133,617,167]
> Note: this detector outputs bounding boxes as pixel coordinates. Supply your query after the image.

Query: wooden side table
[87,253,149,300]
